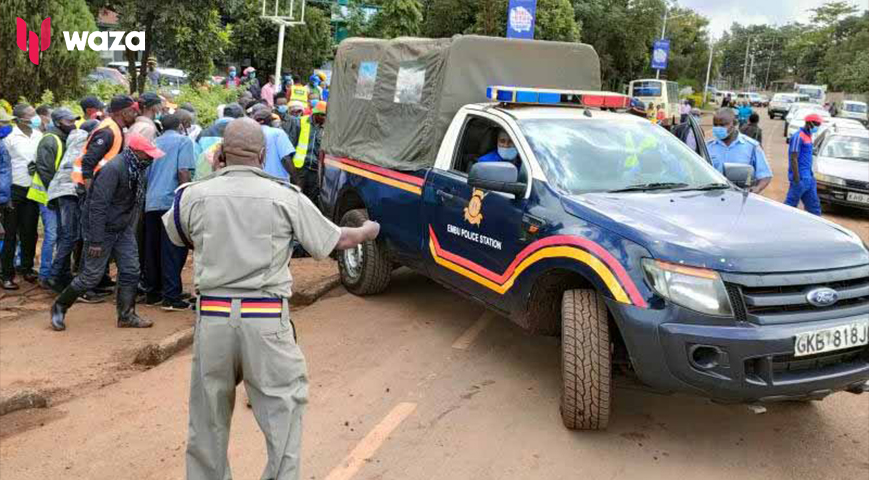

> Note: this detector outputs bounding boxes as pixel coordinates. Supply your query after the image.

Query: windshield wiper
[673,183,731,191]
[608,182,689,193]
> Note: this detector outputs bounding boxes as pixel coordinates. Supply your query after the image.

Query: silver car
[814,128,869,210]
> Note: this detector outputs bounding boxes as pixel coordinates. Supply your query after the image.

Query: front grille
[772,346,868,374]
[744,346,869,385]
[845,178,869,191]
[723,266,869,324]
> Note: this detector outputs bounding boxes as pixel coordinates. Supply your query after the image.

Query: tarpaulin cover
[323,35,601,171]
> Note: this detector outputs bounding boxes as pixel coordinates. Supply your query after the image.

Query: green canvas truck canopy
[323,35,601,171]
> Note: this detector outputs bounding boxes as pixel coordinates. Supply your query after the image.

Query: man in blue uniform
[706,108,773,194]
[478,129,519,164]
[785,113,824,216]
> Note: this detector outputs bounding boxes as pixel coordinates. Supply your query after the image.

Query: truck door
[423,114,531,310]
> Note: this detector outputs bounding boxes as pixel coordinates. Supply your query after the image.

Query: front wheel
[560,289,611,430]
[337,208,392,295]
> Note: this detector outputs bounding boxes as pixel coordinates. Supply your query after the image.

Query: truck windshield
[631,81,662,97]
[798,87,823,100]
[521,118,727,194]
[845,103,867,113]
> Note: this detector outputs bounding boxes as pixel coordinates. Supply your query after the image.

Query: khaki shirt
[162,165,341,298]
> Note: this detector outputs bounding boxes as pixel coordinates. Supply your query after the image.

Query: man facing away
[164,118,379,480]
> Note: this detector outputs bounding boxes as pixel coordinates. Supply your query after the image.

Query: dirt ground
[0,109,867,480]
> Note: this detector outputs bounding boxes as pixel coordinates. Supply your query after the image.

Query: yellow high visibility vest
[292,116,311,169]
[26,134,63,205]
[290,85,309,103]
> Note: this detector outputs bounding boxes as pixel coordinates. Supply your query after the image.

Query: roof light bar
[487,86,631,109]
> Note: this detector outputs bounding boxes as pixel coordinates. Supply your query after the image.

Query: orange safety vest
[72,118,123,185]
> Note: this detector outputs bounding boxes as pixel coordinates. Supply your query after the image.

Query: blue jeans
[785,176,822,216]
[38,203,58,280]
[49,196,80,284]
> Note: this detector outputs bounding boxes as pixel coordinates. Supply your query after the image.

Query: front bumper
[608,300,869,402]
[817,181,869,210]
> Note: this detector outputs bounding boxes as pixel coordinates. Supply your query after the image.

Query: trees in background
[0,0,100,103]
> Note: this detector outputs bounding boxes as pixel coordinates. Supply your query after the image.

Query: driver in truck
[478,129,519,164]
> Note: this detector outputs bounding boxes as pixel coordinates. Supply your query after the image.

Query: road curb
[134,327,195,366]
[0,389,49,416]
[290,274,341,307]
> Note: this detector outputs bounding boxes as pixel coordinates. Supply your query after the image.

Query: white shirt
[680,103,691,115]
[5,126,43,187]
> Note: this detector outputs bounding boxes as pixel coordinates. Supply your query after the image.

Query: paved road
[1,110,867,480]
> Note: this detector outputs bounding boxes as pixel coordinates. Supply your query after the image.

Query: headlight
[815,172,846,186]
[642,259,733,316]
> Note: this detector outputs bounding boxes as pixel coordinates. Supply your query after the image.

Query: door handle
[436,189,456,204]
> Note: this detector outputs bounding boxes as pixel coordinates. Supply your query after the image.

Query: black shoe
[96,276,116,290]
[161,299,191,312]
[79,291,108,304]
[145,294,163,306]
[21,271,38,283]
[180,292,193,301]
[117,286,153,328]
[1,279,19,290]
[50,287,81,331]
[45,278,69,295]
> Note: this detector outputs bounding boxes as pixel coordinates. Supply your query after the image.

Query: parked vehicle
[795,84,827,105]
[736,92,765,107]
[85,67,130,89]
[155,68,189,96]
[320,36,869,431]
[769,93,809,119]
[784,103,826,137]
[106,60,140,75]
[834,100,868,126]
[628,78,680,126]
[786,107,833,140]
[814,127,869,210]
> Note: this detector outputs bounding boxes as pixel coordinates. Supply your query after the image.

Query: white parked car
[835,100,868,126]
[769,93,809,119]
[828,117,868,133]
[814,128,869,210]
[784,104,828,138]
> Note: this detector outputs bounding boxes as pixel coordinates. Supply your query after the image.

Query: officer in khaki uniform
[163,118,379,480]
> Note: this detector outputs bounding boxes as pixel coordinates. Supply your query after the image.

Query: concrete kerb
[0,389,50,416]
[133,273,341,367]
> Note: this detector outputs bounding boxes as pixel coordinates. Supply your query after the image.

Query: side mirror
[469,161,526,197]
[724,163,755,189]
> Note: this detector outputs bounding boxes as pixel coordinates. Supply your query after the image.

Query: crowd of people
[0,69,330,317]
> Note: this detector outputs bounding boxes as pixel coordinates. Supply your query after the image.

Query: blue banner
[651,39,670,70]
[507,0,537,39]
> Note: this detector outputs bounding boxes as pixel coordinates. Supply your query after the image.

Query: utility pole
[742,36,752,90]
[764,53,773,90]
[748,54,755,91]
[656,7,668,80]
[703,41,715,106]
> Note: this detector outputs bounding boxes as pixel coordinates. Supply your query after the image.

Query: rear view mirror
[724,163,755,189]
[469,162,526,197]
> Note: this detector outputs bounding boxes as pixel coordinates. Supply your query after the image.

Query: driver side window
[452,115,527,182]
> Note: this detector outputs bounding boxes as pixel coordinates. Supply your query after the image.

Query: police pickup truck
[319,37,869,430]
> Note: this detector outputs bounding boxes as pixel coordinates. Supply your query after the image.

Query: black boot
[50,287,81,331]
[116,286,153,329]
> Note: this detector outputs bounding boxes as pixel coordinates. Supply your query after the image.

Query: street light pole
[656,8,668,80]
[275,23,286,87]
[703,41,714,106]
[748,54,755,91]
[742,36,752,90]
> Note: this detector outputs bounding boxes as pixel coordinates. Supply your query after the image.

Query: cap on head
[109,95,138,113]
[252,107,273,124]
[804,113,824,125]
[312,101,327,115]
[50,108,81,124]
[222,103,245,119]
[80,96,106,112]
[126,133,164,159]
[138,92,163,110]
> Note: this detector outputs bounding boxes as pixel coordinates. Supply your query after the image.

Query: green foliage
[421,0,477,38]
[0,0,100,105]
[174,85,239,126]
[535,0,580,42]
[369,0,424,39]
[471,0,507,37]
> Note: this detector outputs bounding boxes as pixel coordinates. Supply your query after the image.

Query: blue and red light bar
[486,86,631,109]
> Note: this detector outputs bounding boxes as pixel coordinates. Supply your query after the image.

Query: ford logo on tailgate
[806,287,839,307]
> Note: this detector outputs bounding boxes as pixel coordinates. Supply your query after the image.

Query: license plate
[794,321,869,357]
[846,192,869,204]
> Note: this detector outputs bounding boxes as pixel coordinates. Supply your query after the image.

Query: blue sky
[678,0,867,39]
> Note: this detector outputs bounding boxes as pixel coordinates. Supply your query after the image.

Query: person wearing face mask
[49,133,165,331]
[1,104,43,289]
[179,103,202,141]
[282,101,327,204]
[28,108,81,288]
[136,92,164,135]
[478,129,520,165]
[36,105,52,134]
[0,110,14,248]
[163,117,379,480]
[706,108,772,194]
[222,66,241,88]
[243,67,262,100]
[784,113,824,216]
[274,97,290,122]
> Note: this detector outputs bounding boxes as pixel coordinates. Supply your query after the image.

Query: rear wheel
[560,289,611,430]
[337,209,392,295]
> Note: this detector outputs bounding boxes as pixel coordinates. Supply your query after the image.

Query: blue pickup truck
[319,37,869,430]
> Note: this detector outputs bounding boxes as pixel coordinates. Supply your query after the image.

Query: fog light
[689,345,721,370]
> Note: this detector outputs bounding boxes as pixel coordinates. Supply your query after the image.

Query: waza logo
[16,17,52,65]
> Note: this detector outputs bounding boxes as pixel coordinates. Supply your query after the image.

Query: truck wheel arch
[334,188,366,223]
